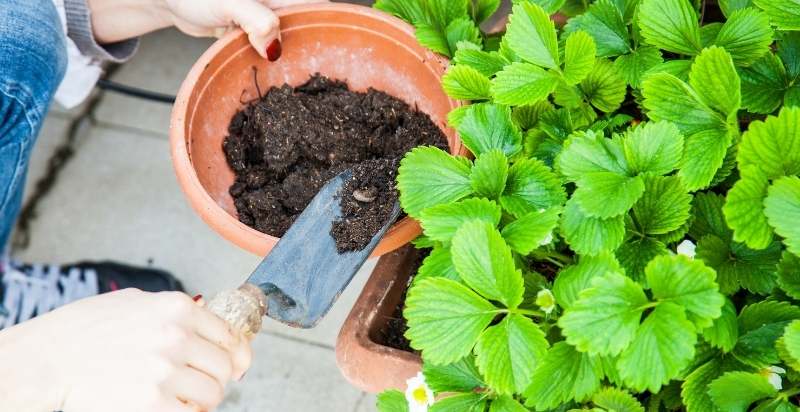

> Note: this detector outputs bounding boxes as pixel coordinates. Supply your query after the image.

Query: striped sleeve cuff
[64,0,139,63]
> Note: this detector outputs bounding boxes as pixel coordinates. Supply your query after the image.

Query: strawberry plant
[374,0,800,411]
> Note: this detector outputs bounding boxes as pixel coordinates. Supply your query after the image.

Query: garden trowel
[204,169,401,333]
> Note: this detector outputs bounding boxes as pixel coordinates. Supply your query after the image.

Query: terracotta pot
[170,3,466,257]
[336,245,422,393]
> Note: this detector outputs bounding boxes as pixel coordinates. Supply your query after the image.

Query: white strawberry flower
[761,366,786,390]
[405,372,434,412]
[536,289,556,315]
[677,239,696,259]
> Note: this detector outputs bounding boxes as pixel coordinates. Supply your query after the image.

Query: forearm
[86,0,173,44]
[0,320,63,412]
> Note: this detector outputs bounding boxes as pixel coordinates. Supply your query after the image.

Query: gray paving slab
[219,330,365,411]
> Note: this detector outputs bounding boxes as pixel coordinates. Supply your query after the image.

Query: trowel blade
[245,169,401,328]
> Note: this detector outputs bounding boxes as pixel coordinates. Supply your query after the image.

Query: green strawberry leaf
[472,0,502,24]
[592,387,645,412]
[738,107,800,180]
[573,172,645,219]
[470,150,509,199]
[445,18,482,56]
[723,166,774,250]
[415,246,460,283]
[376,390,408,412]
[514,0,568,14]
[501,206,562,255]
[419,198,503,243]
[564,0,631,57]
[616,236,670,284]
[714,8,773,65]
[689,46,741,119]
[454,48,510,77]
[682,357,725,412]
[646,254,724,329]
[523,342,604,409]
[618,302,698,392]
[431,393,487,412]
[614,46,664,87]
[696,235,781,295]
[397,146,473,219]
[489,396,528,412]
[708,372,778,412]
[702,298,739,352]
[415,23,452,56]
[642,73,727,136]
[781,320,800,372]
[553,253,623,310]
[631,175,692,235]
[560,197,627,256]
[456,103,523,157]
[500,158,567,218]
[375,0,425,23]
[623,121,685,175]
[719,0,754,17]
[405,277,497,365]
[559,272,650,356]
[764,175,800,256]
[734,300,800,367]
[779,32,800,78]
[580,58,628,112]
[777,251,800,300]
[638,0,702,55]
[505,2,560,68]
[442,65,492,100]
[451,221,524,308]
[752,0,800,31]
[557,130,628,180]
[474,314,549,394]
[423,356,484,393]
[739,53,789,115]
[491,62,559,105]
[690,192,733,240]
[563,31,598,85]
[679,129,734,191]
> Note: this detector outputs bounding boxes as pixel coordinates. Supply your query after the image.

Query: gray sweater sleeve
[64,0,139,63]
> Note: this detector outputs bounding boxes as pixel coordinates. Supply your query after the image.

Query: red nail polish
[193,294,203,302]
[266,39,282,62]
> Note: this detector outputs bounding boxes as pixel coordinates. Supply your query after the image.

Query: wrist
[86,0,174,43]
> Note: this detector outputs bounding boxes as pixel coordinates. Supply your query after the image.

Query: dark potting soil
[223,74,448,253]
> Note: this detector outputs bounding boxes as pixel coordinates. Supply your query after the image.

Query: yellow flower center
[412,386,429,404]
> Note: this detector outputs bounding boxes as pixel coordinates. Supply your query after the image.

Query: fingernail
[238,371,247,382]
[266,39,282,62]
[193,294,203,302]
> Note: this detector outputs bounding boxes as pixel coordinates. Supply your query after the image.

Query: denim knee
[0,0,68,134]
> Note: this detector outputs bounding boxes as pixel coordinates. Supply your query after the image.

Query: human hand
[0,289,252,412]
[162,0,329,60]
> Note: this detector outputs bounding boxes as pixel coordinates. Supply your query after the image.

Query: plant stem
[510,308,546,318]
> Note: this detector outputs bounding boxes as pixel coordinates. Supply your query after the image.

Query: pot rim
[169,2,463,257]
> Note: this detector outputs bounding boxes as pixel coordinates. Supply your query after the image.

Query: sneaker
[0,260,183,329]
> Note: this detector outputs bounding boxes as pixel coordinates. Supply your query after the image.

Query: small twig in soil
[252,66,263,100]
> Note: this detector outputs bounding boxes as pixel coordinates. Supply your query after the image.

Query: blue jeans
[0,0,68,250]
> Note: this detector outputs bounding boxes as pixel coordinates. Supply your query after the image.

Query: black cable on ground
[96,79,176,104]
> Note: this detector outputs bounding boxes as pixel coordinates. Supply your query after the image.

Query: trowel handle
[205,283,268,337]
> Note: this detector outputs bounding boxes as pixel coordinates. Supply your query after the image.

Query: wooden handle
[205,284,268,337]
